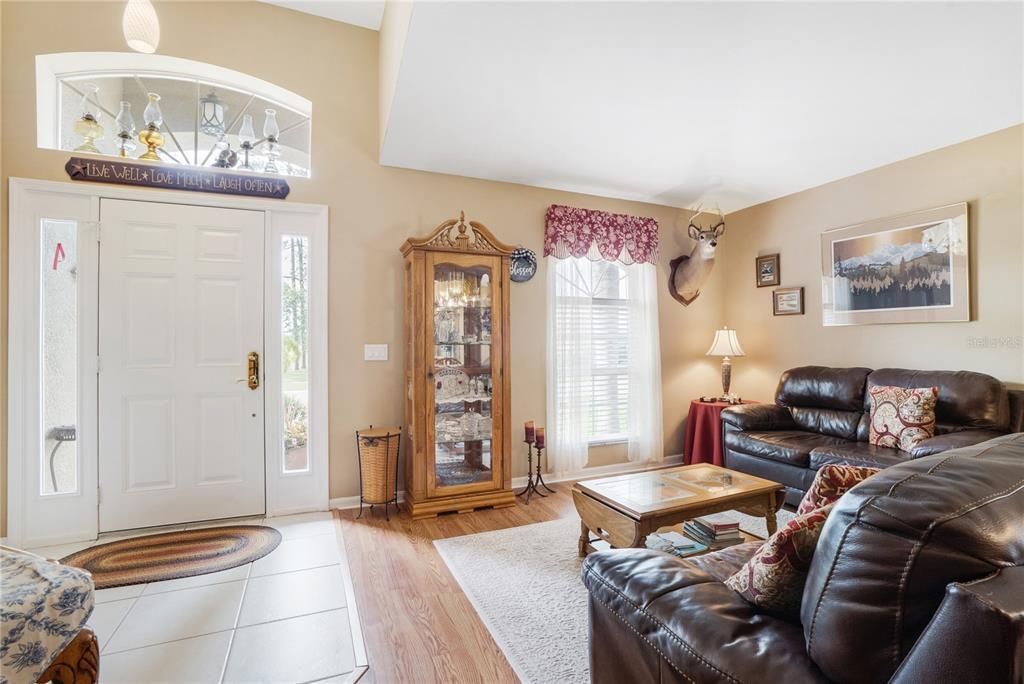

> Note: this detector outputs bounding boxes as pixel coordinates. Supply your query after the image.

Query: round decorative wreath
[510,247,537,283]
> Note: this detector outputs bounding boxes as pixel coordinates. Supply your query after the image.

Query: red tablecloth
[683,399,757,466]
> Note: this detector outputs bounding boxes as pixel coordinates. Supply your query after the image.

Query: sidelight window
[40,219,80,495]
[281,235,310,473]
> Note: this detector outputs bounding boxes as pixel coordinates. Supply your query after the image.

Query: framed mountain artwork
[820,203,969,326]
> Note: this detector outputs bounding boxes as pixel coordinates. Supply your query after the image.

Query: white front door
[98,199,266,532]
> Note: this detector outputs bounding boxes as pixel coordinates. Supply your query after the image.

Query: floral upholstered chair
[1,547,97,684]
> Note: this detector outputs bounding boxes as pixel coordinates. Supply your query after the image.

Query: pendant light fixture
[199,90,226,138]
[122,0,160,54]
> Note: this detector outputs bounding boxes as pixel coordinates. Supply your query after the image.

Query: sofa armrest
[720,404,796,432]
[581,548,828,683]
[1009,389,1024,433]
[909,429,1006,458]
[890,567,1023,684]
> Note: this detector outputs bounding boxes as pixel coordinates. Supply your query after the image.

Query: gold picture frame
[820,203,969,326]
[755,254,780,287]
[772,287,804,316]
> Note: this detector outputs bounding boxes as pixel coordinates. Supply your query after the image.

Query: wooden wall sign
[64,157,290,200]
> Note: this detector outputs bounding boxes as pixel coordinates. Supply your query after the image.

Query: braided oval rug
[60,525,281,589]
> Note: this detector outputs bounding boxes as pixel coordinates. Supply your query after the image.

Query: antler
[709,204,725,236]
[687,204,704,230]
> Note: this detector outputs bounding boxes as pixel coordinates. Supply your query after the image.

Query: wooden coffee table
[572,463,784,557]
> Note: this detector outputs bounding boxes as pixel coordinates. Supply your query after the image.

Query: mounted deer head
[669,205,726,306]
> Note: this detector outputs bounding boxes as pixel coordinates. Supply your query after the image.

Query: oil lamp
[73,84,104,153]
[137,92,164,161]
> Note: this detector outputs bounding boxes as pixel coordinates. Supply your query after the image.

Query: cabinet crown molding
[400,211,516,256]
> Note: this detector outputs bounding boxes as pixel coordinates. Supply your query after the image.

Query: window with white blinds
[553,258,631,443]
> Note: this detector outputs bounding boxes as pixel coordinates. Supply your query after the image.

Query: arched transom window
[37,52,312,177]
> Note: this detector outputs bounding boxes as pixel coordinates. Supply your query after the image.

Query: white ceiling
[380,1,1024,212]
[260,0,384,30]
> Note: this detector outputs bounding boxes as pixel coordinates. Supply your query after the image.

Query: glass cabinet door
[429,257,498,491]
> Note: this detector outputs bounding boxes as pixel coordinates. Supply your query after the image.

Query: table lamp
[706,327,745,401]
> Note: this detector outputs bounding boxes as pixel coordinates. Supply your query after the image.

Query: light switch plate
[364,343,388,361]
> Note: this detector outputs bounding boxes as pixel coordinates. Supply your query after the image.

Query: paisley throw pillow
[725,502,835,620]
[796,464,880,515]
[868,385,939,452]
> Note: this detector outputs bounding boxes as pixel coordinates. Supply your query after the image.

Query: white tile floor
[27,512,364,684]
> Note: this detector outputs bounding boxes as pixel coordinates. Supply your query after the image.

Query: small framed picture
[756,254,780,287]
[773,287,804,316]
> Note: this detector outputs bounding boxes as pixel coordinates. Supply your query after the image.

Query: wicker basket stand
[355,426,401,520]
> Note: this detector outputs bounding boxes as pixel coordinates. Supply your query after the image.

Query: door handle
[247,351,260,390]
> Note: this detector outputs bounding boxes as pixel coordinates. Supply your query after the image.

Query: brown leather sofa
[581,432,1024,683]
[720,366,1024,506]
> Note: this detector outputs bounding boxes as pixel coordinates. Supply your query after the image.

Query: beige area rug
[434,509,795,684]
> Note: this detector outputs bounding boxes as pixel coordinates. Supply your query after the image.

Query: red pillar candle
[535,427,546,449]
[524,421,536,443]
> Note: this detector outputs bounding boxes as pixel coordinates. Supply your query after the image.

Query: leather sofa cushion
[801,433,1024,684]
[683,541,761,582]
[775,366,871,412]
[720,404,796,431]
[790,407,863,440]
[723,450,816,507]
[867,368,1010,431]
[725,430,851,467]
[908,429,1007,458]
[582,549,829,683]
[809,443,908,471]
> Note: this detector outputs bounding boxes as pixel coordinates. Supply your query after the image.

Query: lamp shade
[123,0,160,54]
[706,327,745,357]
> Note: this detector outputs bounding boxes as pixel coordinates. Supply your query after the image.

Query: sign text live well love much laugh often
[65,157,290,200]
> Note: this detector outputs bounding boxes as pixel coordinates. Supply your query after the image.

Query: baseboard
[342,666,369,683]
[510,453,683,488]
[330,493,407,510]
[267,504,329,518]
[329,454,684,510]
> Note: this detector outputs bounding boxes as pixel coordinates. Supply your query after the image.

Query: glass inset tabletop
[587,478,696,509]
[576,464,781,516]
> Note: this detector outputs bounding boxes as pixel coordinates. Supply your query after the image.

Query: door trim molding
[7,177,329,548]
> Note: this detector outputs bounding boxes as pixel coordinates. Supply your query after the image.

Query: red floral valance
[544,204,659,265]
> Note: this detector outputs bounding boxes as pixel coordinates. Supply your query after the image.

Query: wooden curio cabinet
[400,213,516,519]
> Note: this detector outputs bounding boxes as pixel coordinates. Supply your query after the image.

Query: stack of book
[682,514,744,549]
[646,530,708,558]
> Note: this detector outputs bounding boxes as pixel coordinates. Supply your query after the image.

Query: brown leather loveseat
[581,433,1024,683]
[720,366,1024,506]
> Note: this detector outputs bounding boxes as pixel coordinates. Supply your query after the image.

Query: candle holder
[534,444,555,495]
[516,441,556,503]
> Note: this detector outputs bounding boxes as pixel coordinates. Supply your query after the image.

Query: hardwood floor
[336,488,578,684]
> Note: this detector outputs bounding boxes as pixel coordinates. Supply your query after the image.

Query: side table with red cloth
[683,399,757,466]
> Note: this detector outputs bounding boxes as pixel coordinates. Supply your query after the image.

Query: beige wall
[0,1,726,533]
[5,2,1017,538]
[719,125,1024,402]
